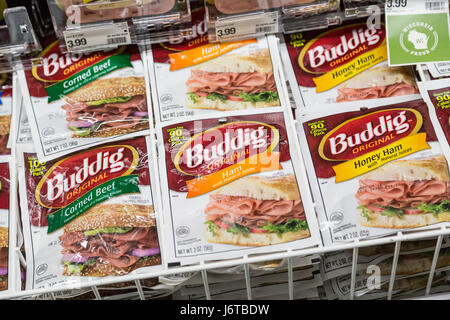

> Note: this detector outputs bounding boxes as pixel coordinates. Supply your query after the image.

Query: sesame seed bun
[71,121,149,138]
[62,255,161,277]
[62,204,155,234]
[64,77,146,104]
[0,227,8,248]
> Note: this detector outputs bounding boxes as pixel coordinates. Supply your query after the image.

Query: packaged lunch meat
[0,159,16,293]
[157,109,321,265]
[418,79,450,158]
[149,32,286,124]
[48,0,184,24]
[298,96,450,245]
[18,38,151,162]
[280,21,420,108]
[19,136,163,290]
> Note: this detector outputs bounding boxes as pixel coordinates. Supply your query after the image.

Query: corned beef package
[418,79,450,160]
[18,37,152,162]
[279,20,421,109]
[297,96,450,246]
[18,136,164,290]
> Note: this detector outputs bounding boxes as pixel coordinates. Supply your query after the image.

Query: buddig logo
[32,40,124,83]
[318,109,423,161]
[173,122,279,177]
[35,145,138,209]
[299,23,385,74]
[400,22,438,56]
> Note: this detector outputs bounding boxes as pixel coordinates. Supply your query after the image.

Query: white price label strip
[215,11,279,41]
[385,0,448,14]
[63,22,131,52]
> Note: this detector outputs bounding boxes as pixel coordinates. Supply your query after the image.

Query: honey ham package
[298,96,450,245]
[157,109,320,264]
[148,23,285,123]
[18,38,151,162]
[18,137,163,290]
[418,79,450,158]
[280,21,420,108]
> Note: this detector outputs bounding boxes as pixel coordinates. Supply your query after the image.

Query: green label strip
[47,174,140,233]
[45,54,132,103]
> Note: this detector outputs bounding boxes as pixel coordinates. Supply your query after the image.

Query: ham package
[18,38,151,162]
[157,109,320,264]
[19,137,163,290]
[280,21,420,108]
[418,79,450,159]
[149,25,285,123]
[298,96,450,245]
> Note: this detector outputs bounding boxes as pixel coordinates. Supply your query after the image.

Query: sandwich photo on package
[418,79,450,155]
[18,38,151,162]
[19,137,163,289]
[298,96,450,245]
[149,35,285,123]
[158,110,320,264]
[280,21,420,108]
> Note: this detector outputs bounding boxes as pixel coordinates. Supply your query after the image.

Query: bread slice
[0,115,11,136]
[337,65,417,89]
[0,227,8,248]
[63,203,155,234]
[193,49,273,74]
[375,249,450,276]
[65,77,146,103]
[359,156,450,181]
[186,94,280,111]
[71,121,149,138]
[358,208,450,229]
[213,174,301,201]
[62,255,161,277]
[204,223,310,247]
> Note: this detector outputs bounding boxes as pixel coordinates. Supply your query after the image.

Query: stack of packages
[278,18,450,300]
[2,2,450,300]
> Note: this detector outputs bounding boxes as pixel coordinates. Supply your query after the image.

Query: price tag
[427,61,450,77]
[385,0,448,14]
[63,22,131,52]
[385,0,450,66]
[215,11,279,41]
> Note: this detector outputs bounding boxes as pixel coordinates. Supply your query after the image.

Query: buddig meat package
[298,96,450,245]
[418,79,450,157]
[19,136,163,290]
[157,109,320,264]
[0,158,17,293]
[280,21,420,108]
[18,38,151,162]
[149,32,285,124]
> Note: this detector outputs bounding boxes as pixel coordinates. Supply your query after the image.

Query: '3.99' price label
[215,11,279,41]
[63,22,131,52]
